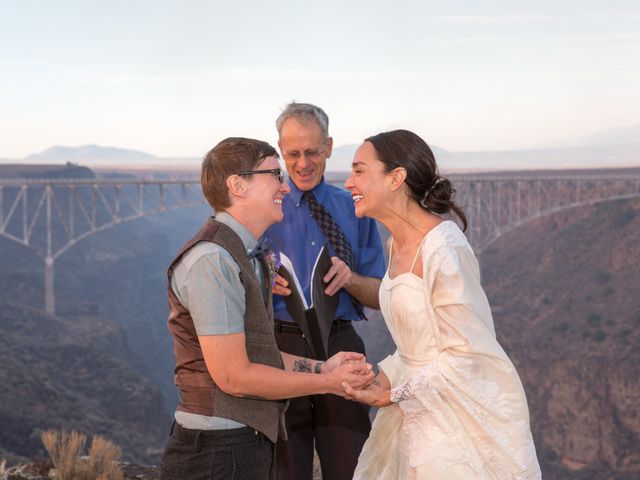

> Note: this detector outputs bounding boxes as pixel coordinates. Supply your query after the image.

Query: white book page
[279,251,309,310]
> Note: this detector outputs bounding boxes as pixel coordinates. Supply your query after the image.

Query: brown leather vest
[166,217,287,442]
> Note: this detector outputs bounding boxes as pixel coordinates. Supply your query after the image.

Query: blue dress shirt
[263,178,385,322]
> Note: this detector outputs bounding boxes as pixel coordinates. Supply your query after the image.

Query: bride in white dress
[342,130,541,479]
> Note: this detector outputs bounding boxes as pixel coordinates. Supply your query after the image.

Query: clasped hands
[323,352,392,408]
[272,257,388,405]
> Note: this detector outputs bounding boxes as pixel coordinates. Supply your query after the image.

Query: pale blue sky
[1,0,638,158]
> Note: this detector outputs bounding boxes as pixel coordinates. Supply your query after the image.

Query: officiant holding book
[263,102,386,480]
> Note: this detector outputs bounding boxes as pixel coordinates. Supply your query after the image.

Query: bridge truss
[451,173,640,252]
[1,173,639,315]
[0,179,205,314]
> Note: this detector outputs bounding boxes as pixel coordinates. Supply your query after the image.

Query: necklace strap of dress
[408,234,428,274]
[388,236,394,269]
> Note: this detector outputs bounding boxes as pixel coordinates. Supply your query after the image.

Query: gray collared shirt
[171,211,264,430]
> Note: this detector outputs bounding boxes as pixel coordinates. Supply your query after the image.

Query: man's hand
[326,362,375,397]
[323,256,353,296]
[322,258,381,309]
[271,273,291,296]
[323,351,371,375]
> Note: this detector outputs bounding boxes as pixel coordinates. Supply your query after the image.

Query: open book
[278,245,338,360]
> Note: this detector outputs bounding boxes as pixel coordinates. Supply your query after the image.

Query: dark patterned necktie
[303,191,356,270]
[303,190,365,319]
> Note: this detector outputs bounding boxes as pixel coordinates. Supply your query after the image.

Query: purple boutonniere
[264,250,282,287]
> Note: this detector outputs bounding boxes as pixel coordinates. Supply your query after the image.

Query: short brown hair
[201,137,278,211]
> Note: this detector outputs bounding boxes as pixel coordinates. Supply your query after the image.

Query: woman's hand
[341,379,392,408]
[326,363,375,397]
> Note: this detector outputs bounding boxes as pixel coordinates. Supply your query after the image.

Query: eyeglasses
[282,148,327,162]
[236,168,285,184]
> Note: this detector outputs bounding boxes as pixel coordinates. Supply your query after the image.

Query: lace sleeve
[390,381,413,403]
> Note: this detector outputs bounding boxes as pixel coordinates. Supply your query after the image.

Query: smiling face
[278,117,333,191]
[344,141,392,219]
[245,155,291,225]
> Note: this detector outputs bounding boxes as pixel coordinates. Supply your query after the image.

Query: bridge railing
[451,175,640,252]
[0,179,203,259]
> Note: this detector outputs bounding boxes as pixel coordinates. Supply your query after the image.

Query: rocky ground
[481,198,640,478]
[2,459,160,480]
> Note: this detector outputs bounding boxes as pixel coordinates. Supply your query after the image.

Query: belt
[274,319,352,334]
[171,421,263,443]
[273,320,304,334]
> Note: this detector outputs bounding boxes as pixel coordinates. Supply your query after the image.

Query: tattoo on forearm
[372,377,382,387]
[293,359,312,373]
[314,361,323,374]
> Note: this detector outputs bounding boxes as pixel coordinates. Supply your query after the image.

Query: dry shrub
[41,430,86,479]
[40,430,123,480]
[87,436,123,480]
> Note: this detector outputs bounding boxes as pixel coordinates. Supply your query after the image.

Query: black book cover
[278,245,338,360]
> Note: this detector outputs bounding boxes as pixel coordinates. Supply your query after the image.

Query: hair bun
[419,178,444,208]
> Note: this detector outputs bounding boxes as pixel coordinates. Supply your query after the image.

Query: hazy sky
[1,0,639,158]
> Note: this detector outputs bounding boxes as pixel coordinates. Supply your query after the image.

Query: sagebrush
[41,430,123,480]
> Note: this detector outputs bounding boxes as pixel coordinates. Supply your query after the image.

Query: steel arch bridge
[0,178,205,314]
[450,173,640,253]
[1,172,639,315]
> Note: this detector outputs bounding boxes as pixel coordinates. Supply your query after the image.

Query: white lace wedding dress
[353,221,541,479]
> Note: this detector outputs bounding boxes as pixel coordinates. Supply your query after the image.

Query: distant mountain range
[24,145,157,163]
[552,125,640,148]
[4,125,640,172]
[330,125,640,172]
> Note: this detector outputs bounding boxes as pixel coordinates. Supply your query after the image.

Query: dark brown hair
[201,137,278,211]
[365,129,467,231]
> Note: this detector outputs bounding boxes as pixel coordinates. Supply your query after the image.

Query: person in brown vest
[160,137,374,480]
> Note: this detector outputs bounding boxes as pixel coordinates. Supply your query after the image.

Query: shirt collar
[215,211,257,253]
[287,177,329,207]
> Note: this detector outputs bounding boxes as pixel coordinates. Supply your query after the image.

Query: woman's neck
[379,200,441,250]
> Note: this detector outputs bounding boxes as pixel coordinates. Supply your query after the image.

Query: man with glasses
[161,137,374,480]
[263,103,386,480]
